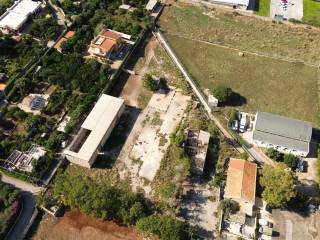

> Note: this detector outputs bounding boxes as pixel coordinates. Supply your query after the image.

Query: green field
[256,0,270,16]
[303,0,320,26]
[163,33,320,125]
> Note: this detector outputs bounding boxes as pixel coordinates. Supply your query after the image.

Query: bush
[212,85,232,103]
[239,152,249,160]
[283,154,298,170]
[143,74,157,91]
[136,215,194,240]
[265,148,283,161]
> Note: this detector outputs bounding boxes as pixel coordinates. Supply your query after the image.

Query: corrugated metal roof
[67,94,124,162]
[253,112,312,153]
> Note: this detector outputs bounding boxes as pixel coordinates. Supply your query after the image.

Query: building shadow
[92,106,141,169]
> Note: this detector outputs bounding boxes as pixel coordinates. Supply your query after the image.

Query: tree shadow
[220,91,247,107]
[92,106,141,169]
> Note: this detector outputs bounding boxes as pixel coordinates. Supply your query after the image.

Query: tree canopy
[212,85,232,103]
[259,163,297,208]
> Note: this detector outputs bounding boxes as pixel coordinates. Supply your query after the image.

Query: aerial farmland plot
[159,3,320,125]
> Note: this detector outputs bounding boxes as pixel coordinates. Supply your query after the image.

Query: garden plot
[130,90,190,181]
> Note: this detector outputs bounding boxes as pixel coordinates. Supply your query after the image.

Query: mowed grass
[303,0,320,27]
[159,4,320,65]
[256,0,270,16]
[164,33,320,125]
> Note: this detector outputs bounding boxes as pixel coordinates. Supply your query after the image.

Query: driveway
[5,192,36,240]
[1,173,43,194]
[271,209,320,240]
[270,0,303,20]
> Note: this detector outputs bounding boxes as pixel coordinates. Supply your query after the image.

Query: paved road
[5,192,36,240]
[1,174,43,194]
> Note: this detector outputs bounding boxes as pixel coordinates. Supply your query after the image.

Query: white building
[146,0,158,11]
[252,112,312,157]
[65,94,125,168]
[208,0,249,9]
[0,0,42,33]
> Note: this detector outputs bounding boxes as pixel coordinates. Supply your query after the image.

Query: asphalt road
[5,192,36,240]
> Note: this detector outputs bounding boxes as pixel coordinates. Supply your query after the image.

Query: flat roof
[0,0,41,30]
[0,11,27,30]
[225,159,257,204]
[253,112,312,153]
[66,94,124,162]
[146,0,158,10]
[210,0,249,7]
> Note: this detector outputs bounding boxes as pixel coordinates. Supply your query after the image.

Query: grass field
[163,33,320,125]
[303,0,320,27]
[159,4,320,65]
[255,0,270,16]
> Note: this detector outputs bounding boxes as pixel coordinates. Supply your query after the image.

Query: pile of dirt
[33,210,146,240]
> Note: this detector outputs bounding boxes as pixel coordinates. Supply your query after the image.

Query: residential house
[224,158,257,216]
[88,30,123,60]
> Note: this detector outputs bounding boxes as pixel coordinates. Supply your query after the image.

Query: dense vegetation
[52,170,194,239]
[265,148,298,170]
[137,215,194,240]
[0,182,20,239]
[259,163,297,208]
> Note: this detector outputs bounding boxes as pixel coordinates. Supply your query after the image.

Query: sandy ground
[131,90,190,181]
[120,40,158,108]
[179,177,219,239]
[33,210,146,240]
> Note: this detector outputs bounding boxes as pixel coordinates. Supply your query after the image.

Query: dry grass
[163,33,320,125]
[159,4,320,65]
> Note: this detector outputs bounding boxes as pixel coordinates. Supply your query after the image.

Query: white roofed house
[252,112,312,157]
[64,94,125,168]
[146,0,159,12]
[0,0,42,33]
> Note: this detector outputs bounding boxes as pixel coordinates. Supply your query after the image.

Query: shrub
[265,148,283,161]
[239,152,249,160]
[136,215,194,240]
[143,74,158,91]
[283,154,298,170]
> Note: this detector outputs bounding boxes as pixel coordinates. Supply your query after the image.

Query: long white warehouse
[0,0,41,33]
[65,94,125,168]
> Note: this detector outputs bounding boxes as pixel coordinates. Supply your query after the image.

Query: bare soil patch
[33,210,146,240]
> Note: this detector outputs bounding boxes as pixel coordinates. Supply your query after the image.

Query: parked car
[296,159,305,172]
[259,218,273,228]
[239,114,248,133]
[231,120,239,131]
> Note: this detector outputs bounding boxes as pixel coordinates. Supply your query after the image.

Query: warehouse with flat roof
[65,94,125,168]
[252,112,312,157]
[0,0,41,33]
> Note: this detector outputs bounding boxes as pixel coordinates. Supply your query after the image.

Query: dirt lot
[271,209,320,240]
[33,210,146,240]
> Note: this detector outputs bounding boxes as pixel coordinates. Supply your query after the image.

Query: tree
[136,215,194,240]
[259,163,297,208]
[265,148,283,161]
[143,74,157,91]
[283,154,298,170]
[212,85,232,103]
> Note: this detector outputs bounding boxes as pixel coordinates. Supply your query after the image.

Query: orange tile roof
[100,30,121,41]
[224,159,257,204]
[54,31,75,51]
[0,83,6,91]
